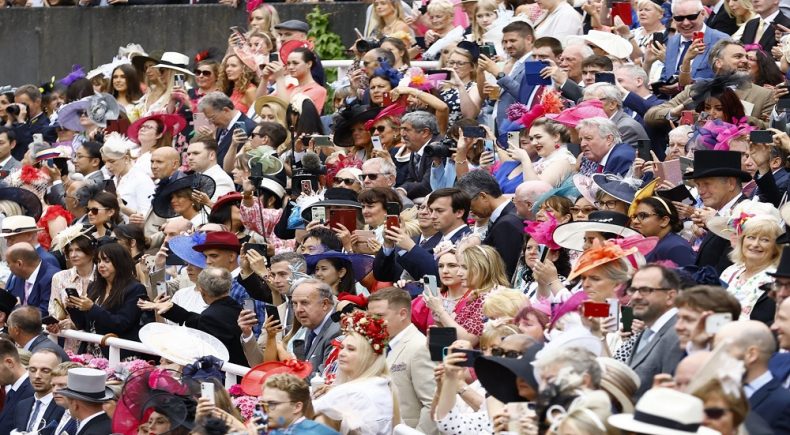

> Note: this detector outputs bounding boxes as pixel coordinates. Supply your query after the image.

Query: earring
[555,143,560,149]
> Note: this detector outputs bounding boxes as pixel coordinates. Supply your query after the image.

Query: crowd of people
[4,0,790,433]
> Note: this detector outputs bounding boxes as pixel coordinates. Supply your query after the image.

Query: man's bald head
[151,147,181,180]
[674,351,712,391]
[5,242,40,280]
[715,320,776,364]
[162,217,192,241]
[514,181,552,219]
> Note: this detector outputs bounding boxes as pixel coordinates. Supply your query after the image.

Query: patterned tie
[27,399,42,432]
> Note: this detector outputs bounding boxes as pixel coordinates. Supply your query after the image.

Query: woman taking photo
[629,196,696,267]
[100,134,156,218]
[50,226,96,322]
[412,246,471,333]
[86,191,122,239]
[349,187,402,246]
[218,54,258,114]
[127,113,184,178]
[631,0,666,55]
[368,0,412,38]
[441,42,483,124]
[314,310,398,434]
[262,47,327,114]
[110,64,143,115]
[423,0,456,48]
[455,245,511,345]
[189,59,220,111]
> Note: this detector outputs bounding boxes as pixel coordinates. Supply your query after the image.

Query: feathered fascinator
[524,212,561,250]
[407,67,446,91]
[325,154,363,187]
[39,76,56,96]
[101,132,135,159]
[715,117,754,151]
[372,61,403,89]
[340,311,390,354]
[432,240,456,260]
[609,234,659,257]
[685,340,745,398]
[627,178,658,217]
[568,239,637,281]
[364,96,408,130]
[57,65,86,87]
[51,224,94,253]
[531,176,580,215]
[498,90,566,145]
[7,165,50,199]
[690,72,750,107]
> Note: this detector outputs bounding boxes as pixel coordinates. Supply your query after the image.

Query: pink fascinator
[524,212,561,250]
[609,234,659,256]
[408,68,446,91]
[715,118,754,151]
[549,290,588,329]
[546,99,607,128]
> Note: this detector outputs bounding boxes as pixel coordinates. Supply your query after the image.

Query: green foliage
[306,5,345,112]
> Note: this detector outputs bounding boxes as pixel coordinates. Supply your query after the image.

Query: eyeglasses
[673,11,701,22]
[446,61,471,67]
[370,126,387,133]
[631,212,658,221]
[251,131,267,138]
[625,286,671,295]
[260,400,293,411]
[334,177,358,186]
[594,200,620,210]
[770,280,790,292]
[87,207,109,215]
[571,206,597,215]
[490,347,521,358]
[194,70,213,77]
[360,173,382,180]
[703,407,729,419]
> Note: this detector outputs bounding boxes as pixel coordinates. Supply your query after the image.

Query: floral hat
[524,212,561,250]
[707,199,783,241]
[340,310,389,355]
[568,240,638,281]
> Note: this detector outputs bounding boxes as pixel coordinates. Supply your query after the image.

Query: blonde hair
[472,0,498,42]
[479,322,520,351]
[250,3,281,35]
[461,245,510,297]
[730,221,782,266]
[427,0,454,16]
[724,0,755,24]
[636,0,664,12]
[265,373,315,418]
[371,0,408,34]
[258,101,291,152]
[482,289,528,320]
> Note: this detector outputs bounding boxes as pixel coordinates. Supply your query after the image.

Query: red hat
[211,192,243,214]
[192,231,241,253]
[279,40,314,65]
[127,113,187,144]
[240,359,313,396]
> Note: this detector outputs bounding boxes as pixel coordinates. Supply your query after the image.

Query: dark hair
[748,48,785,86]
[533,37,563,57]
[89,242,137,310]
[65,78,94,103]
[88,191,122,226]
[257,122,288,148]
[291,47,318,69]
[520,233,572,278]
[674,285,741,319]
[0,126,15,143]
[381,37,411,67]
[639,197,683,233]
[65,234,97,259]
[502,20,534,39]
[81,141,104,168]
[190,136,219,154]
[357,187,402,208]
[696,87,745,121]
[114,223,149,252]
[305,227,343,252]
[640,263,682,290]
[288,99,324,139]
[456,169,502,199]
[581,55,613,71]
[427,188,471,221]
[369,48,397,68]
[319,257,356,294]
[111,64,144,102]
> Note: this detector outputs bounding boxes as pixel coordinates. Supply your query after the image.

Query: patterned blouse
[455,290,491,337]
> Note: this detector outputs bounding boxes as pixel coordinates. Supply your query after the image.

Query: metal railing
[53,329,251,389]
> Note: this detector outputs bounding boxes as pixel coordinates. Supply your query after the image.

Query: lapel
[387,325,416,364]
[743,18,759,43]
[664,34,681,77]
[759,21,776,48]
[749,377,778,409]
[630,314,676,368]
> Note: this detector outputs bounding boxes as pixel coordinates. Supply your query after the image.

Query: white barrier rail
[52,329,251,389]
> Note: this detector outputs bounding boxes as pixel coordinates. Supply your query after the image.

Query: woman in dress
[263,48,327,114]
[218,54,258,114]
[440,42,483,125]
[454,245,510,346]
[110,64,143,115]
[126,113,185,178]
[100,134,156,219]
[710,200,781,324]
[368,0,412,38]
[629,196,696,267]
[49,225,96,324]
[412,246,471,334]
[314,310,398,434]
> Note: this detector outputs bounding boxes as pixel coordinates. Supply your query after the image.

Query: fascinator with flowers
[340,310,389,354]
[690,119,754,152]
[325,154,363,188]
[372,63,403,89]
[497,90,565,146]
[706,199,784,242]
[524,212,561,250]
[568,240,638,281]
[407,67,446,91]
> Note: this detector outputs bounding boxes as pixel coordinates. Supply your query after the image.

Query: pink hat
[546,99,607,128]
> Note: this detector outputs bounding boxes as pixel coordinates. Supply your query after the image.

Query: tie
[386,344,392,356]
[27,399,42,432]
[677,40,692,70]
[23,281,32,305]
[305,330,317,355]
[217,128,229,143]
[755,19,766,42]
[596,164,604,174]
[635,329,655,355]
[412,153,422,171]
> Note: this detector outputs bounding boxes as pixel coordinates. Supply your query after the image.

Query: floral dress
[455,290,491,337]
[439,82,474,126]
[720,264,775,318]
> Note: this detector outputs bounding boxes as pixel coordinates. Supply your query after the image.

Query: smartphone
[414,36,427,49]
[606,298,620,333]
[506,131,519,149]
[371,135,383,150]
[383,91,392,106]
[680,110,695,126]
[423,275,439,297]
[234,121,246,132]
[538,244,549,263]
[385,202,401,216]
[301,180,313,195]
[328,208,358,232]
[201,382,215,404]
[42,316,59,325]
[312,206,326,223]
[750,130,774,144]
[693,31,704,41]
[269,52,279,63]
[462,126,486,138]
[633,139,652,161]
[164,242,186,266]
[386,215,400,230]
[264,303,281,323]
[156,281,167,297]
[311,135,333,147]
[423,69,451,80]
[652,32,666,46]
[446,348,483,367]
[193,112,212,131]
[230,26,247,43]
[611,1,633,26]
[65,288,79,299]
[595,72,616,85]
[245,243,268,257]
[583,301,611,318]
[428,327,458,361]
[705,312,733,335]
[480,42,496,58]
[243,297,256,312]
[174,74,185,88]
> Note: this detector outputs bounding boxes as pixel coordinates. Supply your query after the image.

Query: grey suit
[0,157,21,176]
[611,110,649,146]
[293,316,341,376]
[29,334,70,362]
[628,312,685,399]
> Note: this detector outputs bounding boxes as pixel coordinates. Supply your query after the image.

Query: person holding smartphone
[260,47,327,114]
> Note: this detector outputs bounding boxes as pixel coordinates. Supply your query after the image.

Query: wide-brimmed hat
[683,150,751,182]
[240,359,313,396]
[707,199,783,240]
[597,357,640,413]
[127,113,187,143]
[574,30,633,59]
[301,188,362,222]
[131,50,163,73]
[168,233,208,269]
[553,211,639,251]
[608,387,719,435]
[57,368,115,403]
[769,246,790,278]
[333,104,381,147]
[139,323,229,365]
[87,93,122,128]
[545,100,607,128]
[152,173,216,218]
[211,192,243,214]
[253,96,289,120]
[153,52,195,76]
[0,187,42,220]
[568,240,638,280]
[306,251,375,282]
[0,215,42,238]
[192,231,241,254]
[592,174,638,204]
[474,343,543,403]
[56,98,90,132]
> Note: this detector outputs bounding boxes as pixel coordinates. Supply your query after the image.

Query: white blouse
[313,376,396,435]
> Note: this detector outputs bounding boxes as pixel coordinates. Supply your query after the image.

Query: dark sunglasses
[251,132,267,138]
[77,110,88,117]
[673,11,701,22]
[87,207,109,215]
[703,407,729,419]
[370,126,387,133]
[334,177,358,186]
[360,173,381,180]
[490,347,521,358]
[194,70,213,77]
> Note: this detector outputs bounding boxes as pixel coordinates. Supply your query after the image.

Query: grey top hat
[275,20,309,33]
[57,367,115,403]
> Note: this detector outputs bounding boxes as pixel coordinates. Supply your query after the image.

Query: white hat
[0,215,41,238]
[153,52,195,77]
[139,323,229,365]
[707,199,783,240]
[608,388,719,435]
[575,30,633,59]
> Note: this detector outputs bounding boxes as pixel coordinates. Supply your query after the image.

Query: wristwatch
[495,72,506,80]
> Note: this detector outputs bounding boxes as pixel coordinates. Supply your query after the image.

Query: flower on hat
[506,103,530,122]
[409,72,433,91]
[728,211,754,236]
[541,88,565,114]
[524,212,561,250]
[340,310,390,354]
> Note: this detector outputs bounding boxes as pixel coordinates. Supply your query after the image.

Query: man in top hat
[57,368,113,435]
[5,243,59,316]
[0,338,33,435]
[0,215,59,269]
[685,150,752,274]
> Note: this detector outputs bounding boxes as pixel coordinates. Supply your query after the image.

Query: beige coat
[387,324,439,434]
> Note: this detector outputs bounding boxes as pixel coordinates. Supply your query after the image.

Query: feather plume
[524,212,561,250]
[57,65,86,87]
[51,224,93,253]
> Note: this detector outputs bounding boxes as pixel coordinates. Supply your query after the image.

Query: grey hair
[402,111,439,136]
[708,39,742,68]
[671,0,704,14]
[197,267,232,298]
[270,252,307,273]
[576,117,622,144]
[584,83,623,109]
[668,125,694,143]
[456,169,503,199]
[363,157,397,177]
[535,347,603,388]
[197,91,235,113]
[292,277,335,304]
[565,44,595,59]
[616,64,648,87]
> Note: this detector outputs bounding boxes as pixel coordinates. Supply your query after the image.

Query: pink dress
[239,201,296,255]
[454,291,489,337]
[273,82,327,114]
[411,290,471,334]
[229,84,256,113]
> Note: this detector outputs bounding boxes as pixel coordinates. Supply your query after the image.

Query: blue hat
[168,233,207,269]
[591,173,638,204]
[306,251,374,282]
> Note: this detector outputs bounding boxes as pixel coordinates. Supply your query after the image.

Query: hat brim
[608,413,719,435]
[139,323,230,365]
[683,168,752,182]
[240,360,314,396]
[152,174,216,219]
[568,247,637,281]
[306,251,375,282]
[193,242,242,254]
[254,96,289,120]
[333,108,381,147]
[301,201,362,222]
[58,387,116,403]
[0,187,43,220]
[56,100,90,132]
[592,174,637,204]
[553,221,639,251]
[131,54,161,72]
[0,228,42,238]
[167,235,207,269]
[153,63,195,77]
[473,357,521,403]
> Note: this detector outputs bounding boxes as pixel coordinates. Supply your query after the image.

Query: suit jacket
[28,333,71,362]
[559,79,584,103]
[602,142,636,176]
[11,113,56,161]
[661,27,729,81]
[706,4,740,35]
[628,313,685,398]
[162,296,247,365]
[8,260,59,316]
[645,232,696,267]
[387,324,438,434]
[13,396,65,433]
[749,375,790,434]
[611,110,649,146]
[0,157,21,177]
[216,113,256,168]
[76,413,111,435]
[646,82,775,128]
[740,12,790,51]
[293,319,342,376]
[696,195,747,274]
[373,233,443,283]
[495,61,526,134]
[483,202,524,280]
[399,150,434,199]
[0,376,34,435]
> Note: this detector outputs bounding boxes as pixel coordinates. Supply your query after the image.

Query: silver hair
[197,91,235,113]
[292,277,336,304]
[363,157,397,177]
[565,44,595,59]
[402,111,439,136]
[668,125,694,143]
[584,83,623,109]
[535,347,603,388]
[197,267,232,298]
[616,64,649,87]
[576,117,622,144]
[271,252,307,274]
[671,0,704,14]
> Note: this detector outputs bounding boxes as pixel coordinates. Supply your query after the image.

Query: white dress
[313,376,395,435]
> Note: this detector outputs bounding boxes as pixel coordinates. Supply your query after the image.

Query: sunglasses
[673,11,701,22]
[360,173,382,180]
[370,126,387,133]
[703,407,729,419]
[194,70,213,77]
[77,110,88,117]
[490,347,521,358]
[334,177,358,186]
[87,207,109,215]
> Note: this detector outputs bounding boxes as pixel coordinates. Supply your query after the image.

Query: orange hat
[568,240,637,281]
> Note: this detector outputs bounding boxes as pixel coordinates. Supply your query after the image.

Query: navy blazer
[645,232,696,267]
[7,259,59,316]
[661,27,728,81]
[13,396,65,434]
[769,352,790,387]
[749,376,790,434]
[28,334,71,362]
[399,226,472,279]
[623,92,664,119]
[215,113,256,167]
[484,202,524,280]
[740,12,790,51]
[0,377,34,435]
[602,143,636,176]
[495,61,527,134]
[399,150,434,199]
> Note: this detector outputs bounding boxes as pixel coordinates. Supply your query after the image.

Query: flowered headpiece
[568,240,637,281]
[715,117,754,151]
[57,65,86,87]
[372,62,403,89]
[325,154,363,187]
[8,165,50,199]
[340,311,389,354]
[524,212,561,250]
[706,199,783,241]
[407,67,445,91]
[51,223,94,253]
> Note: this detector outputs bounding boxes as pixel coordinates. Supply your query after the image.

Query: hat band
[2,227,37,233]
[633,410,701,433]
[65,387,110,400]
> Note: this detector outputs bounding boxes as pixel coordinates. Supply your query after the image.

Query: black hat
[683,150,752,182]
[456,41,480,63]
[152,174,216,219]
[0,186,42,220]
[332,104,381,147]
[552,211,639,251]
[0,290,16,316]
[474,343,544,403]
[131,50,164,74]
[768,246,790,279]
[301,188,362,222]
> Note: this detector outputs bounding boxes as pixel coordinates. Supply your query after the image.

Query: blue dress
[645,232,696,267]
[494,161,523,194]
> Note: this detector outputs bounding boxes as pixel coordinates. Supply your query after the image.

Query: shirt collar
[9,372,29,392]
[77,410,106,431]
[490,200,510,224]
[0,156,12,167]
[648,307,678,333]
[763,9,780,23]
[713,0,724,13]
[26,262,42,287]
[600,144,616,166]
[387,324,410,350]
[225,111,243,131]
[718,193,742,214]
[311,310,334,336]
[415,139,432,158]
[23,335,38,351]
[441,224,468,242]
[745,370,773,398]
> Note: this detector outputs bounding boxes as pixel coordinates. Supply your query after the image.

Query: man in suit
[72,141,105,186]
[368,288,437,434]
[615,64,669,158]
[735,0,790,50]
[14,349,65,433]
[751,144,790,206]
[7,306,70,362]
[0,127,21,179]
[9,85,56,161]
[547,44,596,103]
[0,338,34,434]
[715,320,790,433]
[129,146,182,242]
[197,91,256,168]
[395,111,441,199]
[628,265,685,398]
[148,267,247,365]
[186,136,235,202]
[291,279,341,376]
[5,243,58,316]
[647,40,775,128]
[661,0,729,81]
[705,0,740,34]
[57,367,113,435]
[51,362,80,435]
[478,21,534,134]
[577,117,635,176]
[583,83,649,146]
[456,170,524,279]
